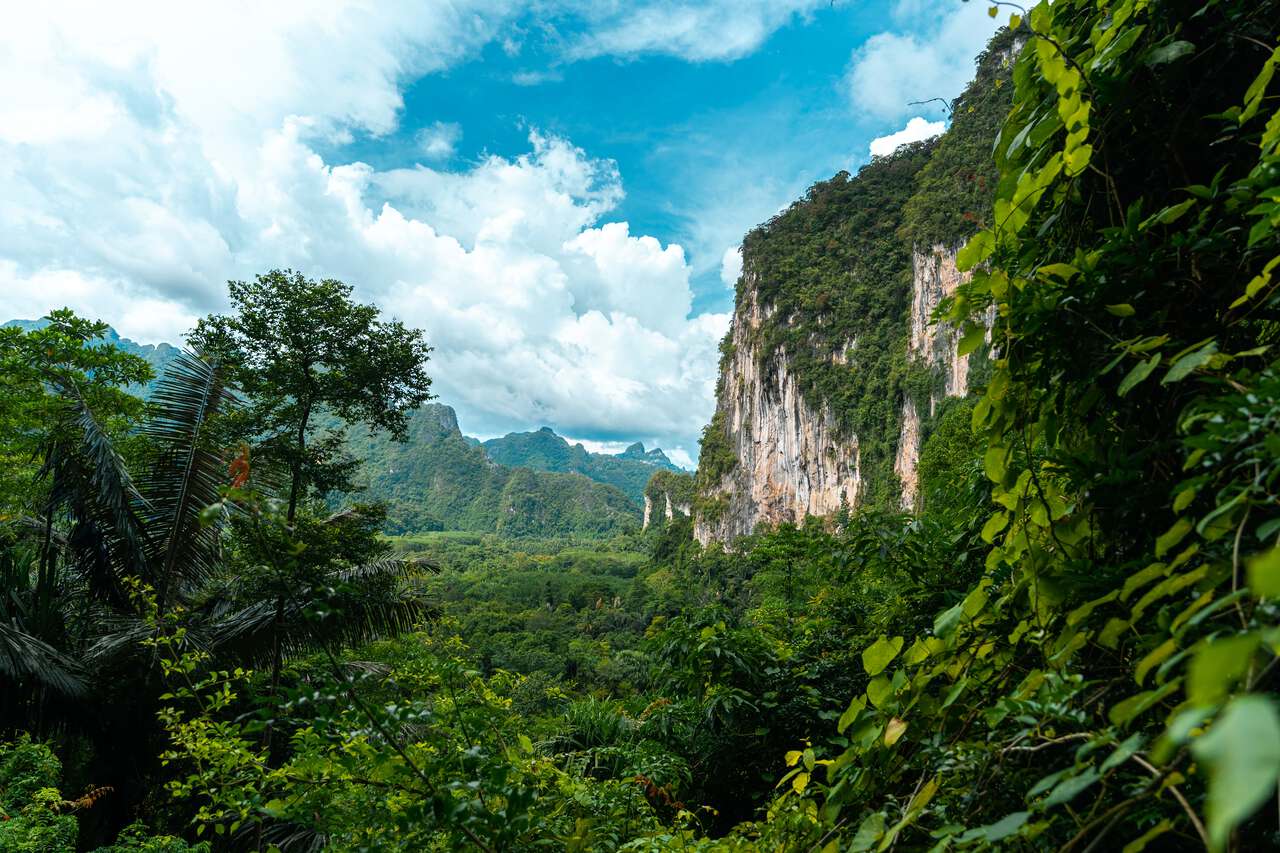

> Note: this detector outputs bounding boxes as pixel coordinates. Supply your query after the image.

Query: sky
[0,0,1001,468]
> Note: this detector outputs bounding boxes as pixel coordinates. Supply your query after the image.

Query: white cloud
[0,3,735,461]
[562,1,824,62]
[869,115,945,157]
[845,1,1001,121]
[719,246,743,287]
[512,69,563,86]
[416,121,462,160]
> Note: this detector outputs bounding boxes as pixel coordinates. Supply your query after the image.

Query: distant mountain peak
[617,442,673,467]
[481,428,680,504]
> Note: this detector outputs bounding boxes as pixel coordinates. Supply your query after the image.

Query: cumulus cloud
[869,115,945,157]
[0,1,737,461]
[845,0,1001,121]
[719,246,743,287]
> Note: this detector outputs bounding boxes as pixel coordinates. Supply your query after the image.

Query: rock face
[895,244,976,509]
[643,469,695,529]
[693,282,861,545]
[691,27,1017,544]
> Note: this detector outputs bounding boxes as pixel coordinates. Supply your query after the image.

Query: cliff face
[642,469,694,529]
[693,283,861,544]
[895,244,974,509]
[692,28,1017,544]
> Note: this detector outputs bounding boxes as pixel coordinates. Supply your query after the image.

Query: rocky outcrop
[694,281,861,545]
[642,469,695,529]
[908,244,973,404]
[894,243,996,509]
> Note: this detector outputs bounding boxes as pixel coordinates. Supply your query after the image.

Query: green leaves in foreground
[861,635,904,676]
[1192,697,1280,851]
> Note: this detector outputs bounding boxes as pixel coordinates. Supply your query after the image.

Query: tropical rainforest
[3,1,1280,851]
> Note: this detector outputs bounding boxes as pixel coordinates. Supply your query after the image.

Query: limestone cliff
[894,244,973,509]
[693,28,1018,544]
[693,281,862,544]
[642,469,694,529]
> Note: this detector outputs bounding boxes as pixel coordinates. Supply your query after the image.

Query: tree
[188,270,433,523]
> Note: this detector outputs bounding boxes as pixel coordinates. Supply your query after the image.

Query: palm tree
[2,349,425,734]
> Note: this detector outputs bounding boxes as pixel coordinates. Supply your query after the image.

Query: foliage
[188,268,434,522]
[899,25,1021,249]
[642,470,695,529]
[749,3,1280,852]
[0,736,207,853]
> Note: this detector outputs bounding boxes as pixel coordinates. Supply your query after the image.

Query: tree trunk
[285,395,312,525]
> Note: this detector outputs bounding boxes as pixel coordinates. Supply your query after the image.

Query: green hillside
[3,318,181,394]
[344,404,641,537]
[482,426,681,504]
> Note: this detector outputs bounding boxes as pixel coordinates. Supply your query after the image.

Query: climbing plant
[755,2,1280,851]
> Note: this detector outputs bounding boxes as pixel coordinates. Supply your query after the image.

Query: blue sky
[0,1,1000,466]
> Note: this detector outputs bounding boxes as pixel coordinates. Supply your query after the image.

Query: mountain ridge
[481,427,682,505]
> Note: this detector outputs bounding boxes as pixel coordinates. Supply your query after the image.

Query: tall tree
[188,270,433,522]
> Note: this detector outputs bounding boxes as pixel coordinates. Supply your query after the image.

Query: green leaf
[1155,518,1192,558]
[1105,303,1136,317]
[981,511,1010,543]
[1163,342,1217,384]
[983,446,1010,484]
[1247,547,1280,597]
[957,230,995,271]
[867,675,894,709]
[862,635,904,676]
[934,603,964,638]
[849,812,886,852]
[1135,639,1177,686]
[1143,198,1197,227]
[1191,696,1280,852]
[1109,679,1181,726]
[959,811,1029,843]
[1122,819,1173,853]
[1037,262,1079,281]
[1173,486,1197,513]
[1145,40,1195,66]
[1188,634,1258,705]
[1118,354,1161,396]
[1043,768,1100,807]
[838,696,867,734]
[958,323,986,357]
[903,638,931,666]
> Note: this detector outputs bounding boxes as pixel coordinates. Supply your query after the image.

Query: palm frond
[205,560,429,668]
[0,619,87,696]
[139,350,237,604]
[42,377,151,597]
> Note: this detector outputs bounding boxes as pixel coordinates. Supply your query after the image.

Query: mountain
[481,427,681,504]
[693,28,1017,544]
[345,404,641,537]
[4,318,182,392]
